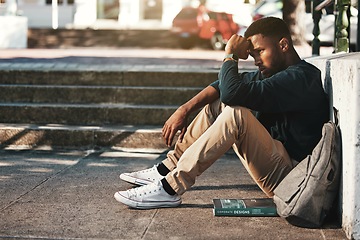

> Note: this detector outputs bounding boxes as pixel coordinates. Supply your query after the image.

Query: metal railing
[311,0,354,54]
[334,0,351,52]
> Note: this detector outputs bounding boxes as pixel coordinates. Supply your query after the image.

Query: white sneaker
[120,165,163,186]
[114,181,182,209]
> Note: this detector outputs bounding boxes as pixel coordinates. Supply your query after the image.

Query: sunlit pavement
[0,45,346,240]
[0,45,334,71]
[0,149,346,239]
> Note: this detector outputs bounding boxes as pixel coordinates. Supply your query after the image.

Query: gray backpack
[273,109,341,228]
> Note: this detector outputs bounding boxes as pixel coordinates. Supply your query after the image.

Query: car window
[202,12,210,21]
[220,13,229,20]
[208,12,217,20]
[176,8,197,19]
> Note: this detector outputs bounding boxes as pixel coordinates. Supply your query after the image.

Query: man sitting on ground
[114,17,329,209]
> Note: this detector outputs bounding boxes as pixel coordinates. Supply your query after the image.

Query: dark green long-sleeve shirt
[210,60,329,161]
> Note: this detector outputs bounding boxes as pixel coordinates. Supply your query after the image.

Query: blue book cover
[213,198,278,217]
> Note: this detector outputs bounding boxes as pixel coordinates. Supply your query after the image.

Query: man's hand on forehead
[247,39,254,55]
[247,38,253,48]
[225,34,251,60]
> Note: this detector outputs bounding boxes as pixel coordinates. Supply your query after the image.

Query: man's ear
[279,38,289,52]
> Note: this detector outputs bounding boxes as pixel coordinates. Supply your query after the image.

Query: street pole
[52,0,58,29]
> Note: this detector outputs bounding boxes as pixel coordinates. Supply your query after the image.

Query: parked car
[171,6,240,50]
[250,0,358,47]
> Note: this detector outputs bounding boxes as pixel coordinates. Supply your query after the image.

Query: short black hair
[244,17,291,40]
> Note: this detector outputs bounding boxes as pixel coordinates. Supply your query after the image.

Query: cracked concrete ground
[0,149,346,240]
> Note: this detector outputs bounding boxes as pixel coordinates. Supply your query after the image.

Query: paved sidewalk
[0,149,346,240]
[0,46,345,239]
[0,45,334,72]
[0,48,233,72]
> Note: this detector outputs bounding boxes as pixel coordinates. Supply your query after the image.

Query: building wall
[118,0,183,29]
[10,0,183,29]
[3,0,252,29]
[0,15,27,48]
[16,0,75,28]
[73,0,96,27]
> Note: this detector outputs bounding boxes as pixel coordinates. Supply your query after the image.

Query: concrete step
[0,69,218,87]
[0,123,169,150]
[0,103,178,125]
[0,84,201,105]
[0,68,213,149]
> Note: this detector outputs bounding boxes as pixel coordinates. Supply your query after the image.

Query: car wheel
[210,32,225,50]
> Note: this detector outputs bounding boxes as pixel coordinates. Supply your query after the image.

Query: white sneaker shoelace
[126,181,162,197]
[120,164,164,186]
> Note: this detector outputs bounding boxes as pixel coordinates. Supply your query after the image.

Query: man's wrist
[178,104,191,117]
[223,53,239,62]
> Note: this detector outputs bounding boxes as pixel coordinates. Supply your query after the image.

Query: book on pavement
[213,198,278,217]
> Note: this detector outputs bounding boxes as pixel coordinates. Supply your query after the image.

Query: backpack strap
[333,107,339,126]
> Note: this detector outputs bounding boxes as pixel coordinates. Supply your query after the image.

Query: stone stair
[0,68,218,150]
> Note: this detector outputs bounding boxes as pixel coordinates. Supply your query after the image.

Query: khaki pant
[162,99,294,197]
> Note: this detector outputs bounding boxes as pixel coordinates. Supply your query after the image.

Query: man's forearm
[161,85,219,147]
[179,85,219,116]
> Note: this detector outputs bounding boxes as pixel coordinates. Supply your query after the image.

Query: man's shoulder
[294,60,319,71]
[288,60,321,77]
